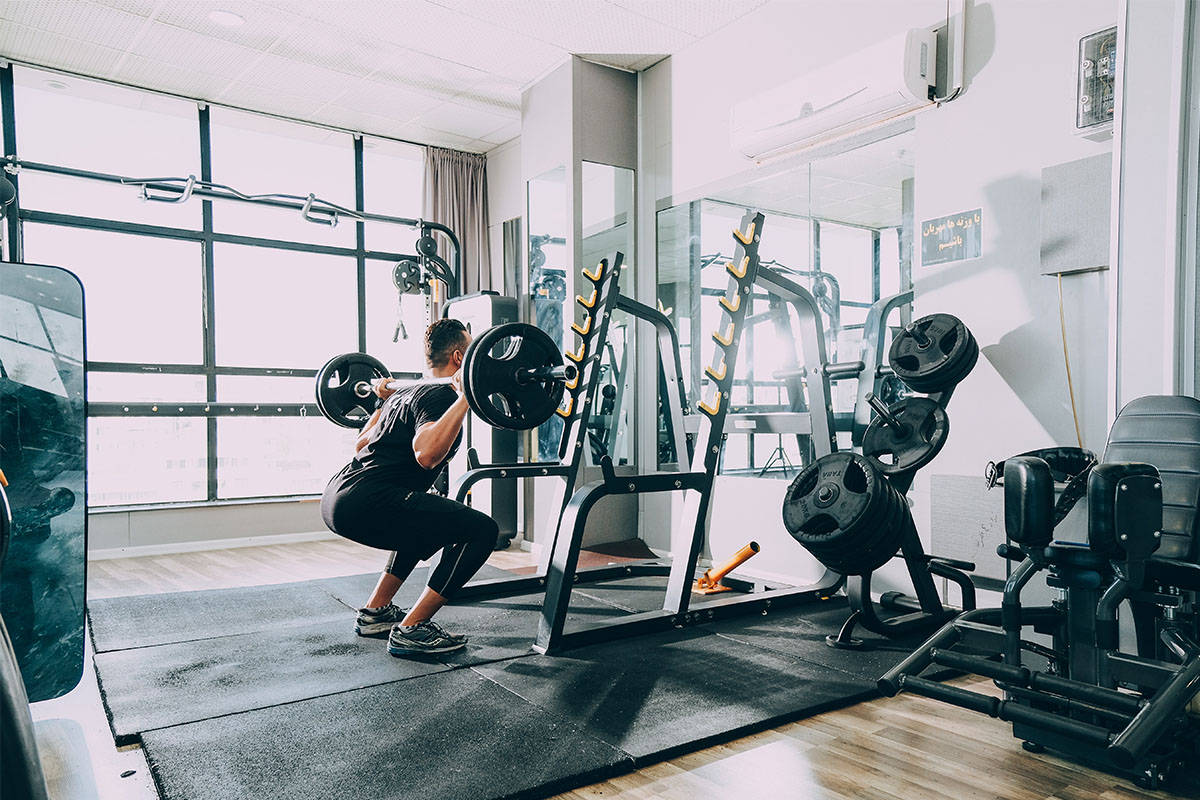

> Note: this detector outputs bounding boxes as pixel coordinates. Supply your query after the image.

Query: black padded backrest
[1103,395,1200,561]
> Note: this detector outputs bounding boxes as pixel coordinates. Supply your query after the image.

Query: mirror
[526,166,568,462]
[0,262,88,702]
[580,162,635,466]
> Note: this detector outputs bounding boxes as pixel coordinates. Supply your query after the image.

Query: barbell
[315,322,577,432]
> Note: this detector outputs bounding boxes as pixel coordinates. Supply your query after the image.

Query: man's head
[425,318,471,371]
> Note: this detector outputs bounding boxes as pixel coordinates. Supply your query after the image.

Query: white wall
[485,137,523,291]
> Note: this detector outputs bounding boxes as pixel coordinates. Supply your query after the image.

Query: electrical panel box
[1076,26,1117,137]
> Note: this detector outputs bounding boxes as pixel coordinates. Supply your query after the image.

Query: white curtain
[423,146,490,296]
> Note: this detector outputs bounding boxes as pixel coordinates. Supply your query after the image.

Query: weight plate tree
[888,313,978,394]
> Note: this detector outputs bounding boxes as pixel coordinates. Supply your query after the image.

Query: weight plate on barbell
[316,352,391,429]
[862,397,950,477]
[888,313,978,394]
[461,322,566,431]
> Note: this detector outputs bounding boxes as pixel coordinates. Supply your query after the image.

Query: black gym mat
[94,618,449,743]
[88,563,516,653]
[701,598,940,681]
[473,622,881,763]
[140,667,635,800]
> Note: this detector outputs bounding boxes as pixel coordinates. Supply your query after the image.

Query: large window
[6,65,429,507]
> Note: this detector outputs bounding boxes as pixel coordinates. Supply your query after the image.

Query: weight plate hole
[938,327,958,356]
[843,460,868,493]
[894,354,920,372]
[799,514,836,539]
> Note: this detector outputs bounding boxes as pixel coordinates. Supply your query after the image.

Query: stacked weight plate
[781,452,912,576]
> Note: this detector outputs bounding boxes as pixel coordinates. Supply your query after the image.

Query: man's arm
[412,376,469,469]
[354,408,383,454]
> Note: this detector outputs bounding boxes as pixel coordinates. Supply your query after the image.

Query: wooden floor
[79,538,1200,800]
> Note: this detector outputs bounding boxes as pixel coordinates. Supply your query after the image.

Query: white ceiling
[0,0,768,153]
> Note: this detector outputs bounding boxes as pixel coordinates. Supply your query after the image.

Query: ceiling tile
[112,54,232,101]
[305,1,566,83]
[228,54,362,106]
[368,48,490,100]
[216,81,326,120]
[89,0,161,16]
[556,6,695,54]
[391,122,478,152]
[452,76,521,116]
[477,119,521,145]
[428,0,610,42]
[323,80,445,123]
[0,24,126,77]
[409,101,516,141]
[131,23,263,80]
[309,106,412,140]
[0,0,145,50]
[271,17,393,77]
[154,0,302,51]
[607,0,769,38]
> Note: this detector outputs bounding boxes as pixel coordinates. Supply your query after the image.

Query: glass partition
[0,262,87,702]
[526,166,567,462]
[581,162,635,466]
[656,131,915,474]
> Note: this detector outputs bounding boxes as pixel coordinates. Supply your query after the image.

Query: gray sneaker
[354,604,407,637]
[387,620,467,656]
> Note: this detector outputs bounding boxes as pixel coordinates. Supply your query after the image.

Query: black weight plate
[889,314,975,394]
[817,476,903,574]
[782,453,891,557]
[849,485,911,575]
[903,329,979,394]
[316,352,390,429]
[862,397,950,477]
[462,322,565,431]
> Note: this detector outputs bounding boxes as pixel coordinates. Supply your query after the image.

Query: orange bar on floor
[694,541,760,594]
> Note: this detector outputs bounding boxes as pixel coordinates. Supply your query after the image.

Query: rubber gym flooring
[89,564,940,800]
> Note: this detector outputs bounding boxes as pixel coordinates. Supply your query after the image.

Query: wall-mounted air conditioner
[730,28,938,160]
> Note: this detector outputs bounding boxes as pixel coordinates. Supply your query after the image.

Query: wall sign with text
[921,209,982,266]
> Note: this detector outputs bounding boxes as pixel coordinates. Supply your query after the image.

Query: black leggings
[321,482,498,599]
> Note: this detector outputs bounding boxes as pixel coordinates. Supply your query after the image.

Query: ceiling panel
[410,101,518,141]
[367,48,492,100]
[113,54,232,100]
[0,23,127,77]
[153,0,301,51]
[391,122,477,152]
[216,81,327,120]
[271,18,395,78]
[0,1,145,50]
[130,22,262,80]
[451,76,522,116]
[607,0,768,38]
[321,80,446,124]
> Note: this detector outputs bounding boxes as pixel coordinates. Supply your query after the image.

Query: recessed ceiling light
[208,9,245,28]
[43,79,69,90]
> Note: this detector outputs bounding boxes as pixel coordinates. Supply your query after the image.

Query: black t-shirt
[339,383,462,493]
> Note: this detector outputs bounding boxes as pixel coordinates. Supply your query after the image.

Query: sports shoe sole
[387,639,466,656]
[354,621,397,637]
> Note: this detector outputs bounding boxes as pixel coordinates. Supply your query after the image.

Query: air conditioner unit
[730,28,938,160]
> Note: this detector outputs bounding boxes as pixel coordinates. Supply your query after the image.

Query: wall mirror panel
[0,262,87,702]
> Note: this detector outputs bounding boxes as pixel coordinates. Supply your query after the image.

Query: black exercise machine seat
[1102,395,1200,564]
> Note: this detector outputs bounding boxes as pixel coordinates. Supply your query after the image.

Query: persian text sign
[921,209,982,266]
